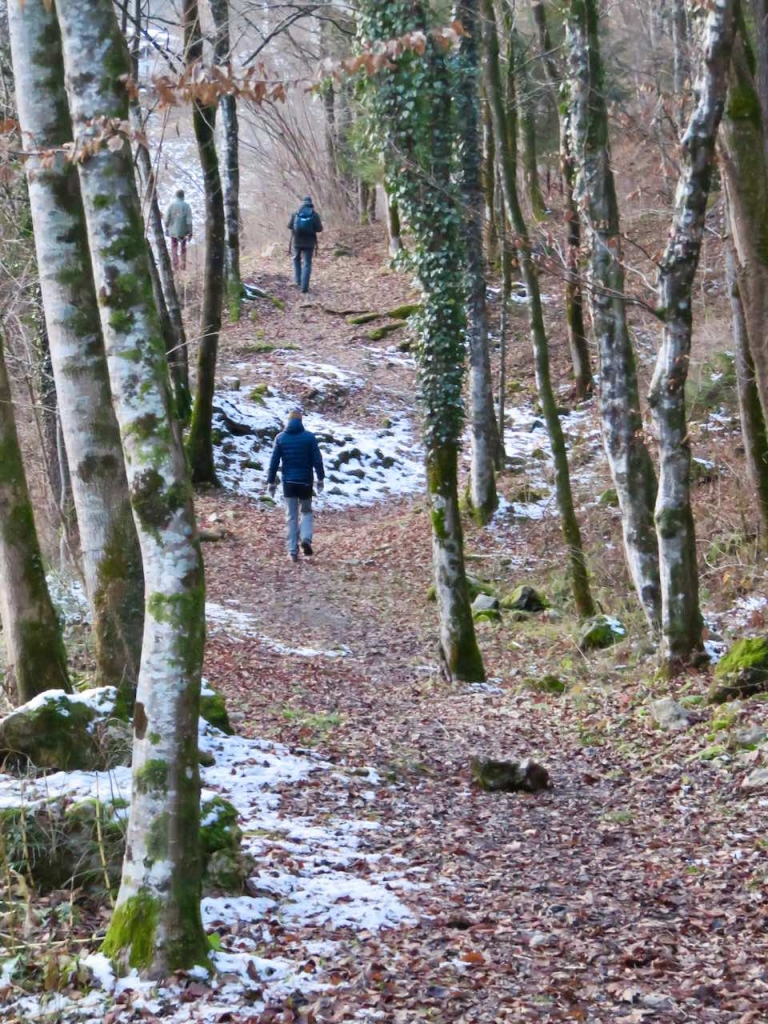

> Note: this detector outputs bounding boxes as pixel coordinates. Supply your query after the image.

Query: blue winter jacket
[267,418,325,486]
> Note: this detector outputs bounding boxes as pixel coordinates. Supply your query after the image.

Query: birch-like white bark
[648,0,738,664]
[8,0,144,703]
[55,0,208,974]
[565,0,661,631]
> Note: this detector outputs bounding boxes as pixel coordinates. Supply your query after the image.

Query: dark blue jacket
[267,419,325,486]
[289,201,323,250]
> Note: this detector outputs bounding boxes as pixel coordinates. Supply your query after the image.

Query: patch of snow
[212,388,424,508]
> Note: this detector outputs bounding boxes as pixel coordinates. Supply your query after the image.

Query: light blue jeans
[285,497,313,555]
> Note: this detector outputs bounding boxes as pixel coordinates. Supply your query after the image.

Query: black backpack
[295,208,315,234]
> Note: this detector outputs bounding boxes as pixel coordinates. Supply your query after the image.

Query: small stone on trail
[472,593,499,612]
[741,768,768,791]
[732,725,767,749]
[471,756,551,793]
[524,674,567,695]
[651,697,692,731]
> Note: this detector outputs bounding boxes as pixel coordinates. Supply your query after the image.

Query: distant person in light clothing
[267,410,325,562]
[164,189,193,271]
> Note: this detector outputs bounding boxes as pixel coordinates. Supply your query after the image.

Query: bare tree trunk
[484,0,595,619]
[531,0,592,399]
[671,0,690,126]
[385,188,403,256]
[454,0,499,524]
[55,0,208,975]
[210,0,242,322]
[565,0,661,631]
[184,0,225,487]
[0,329,70,703]
[362,0,485,681]
[483,100,499,264]
[725,229,768,545]
[8,0,144,707]
[515,28,546,222]
[648,0,738,667]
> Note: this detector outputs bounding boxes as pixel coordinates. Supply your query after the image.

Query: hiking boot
[301,539,313,557]
[289,552,299,562]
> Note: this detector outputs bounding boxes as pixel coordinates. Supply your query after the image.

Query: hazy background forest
[0,0,767,1021]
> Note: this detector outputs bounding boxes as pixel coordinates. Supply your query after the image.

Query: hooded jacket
[289,199,323,250]
[267,418,325,487]
[165,198,193,239]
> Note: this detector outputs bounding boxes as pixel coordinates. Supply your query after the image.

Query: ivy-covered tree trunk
[55,0,208,975]
[210,0,242,322]
[361,0,485,681]
[8,0,144,706]
[483,0,595,619]
[454,0,499,524]
[564,0,660,631]
[184,0,225,486]
[725,231,768,545]
[648,0,738,666]
[531,0,592,399]
[0,329,70,703]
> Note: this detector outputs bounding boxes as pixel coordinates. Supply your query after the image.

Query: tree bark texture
[454,0,499,524]
[385,189,403,256]
[361,0,485,681]
[55,0,208,975]
[565,0,661,631]
[8,0,144,705]
[483,0,595,619]
[184,0,226,486]
[648,0,738,665]
[514,28,546,222]
[482,100,499,264]
[210,0,242,322]
[725,230,768,544]
[531,0,593,399]
[0,329,70,703]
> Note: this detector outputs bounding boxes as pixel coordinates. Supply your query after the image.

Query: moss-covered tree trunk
[515,28,546,222]
[725,228,768,545]
[454,0,499,524]
[8,0,144,707]
[483,0,595,619]
[55,0,208,975]
[385,188,403,256]
[531,0,592,400]
[361,0,485,681]
[210,0,242,322]
[648,0,738,666]
[564,0,660,631]
[482,101,499,265]
[720,28,768,540]
[184,0,225,486]
[0,330,70,704]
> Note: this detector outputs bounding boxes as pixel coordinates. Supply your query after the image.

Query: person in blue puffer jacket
[267,410,325,562]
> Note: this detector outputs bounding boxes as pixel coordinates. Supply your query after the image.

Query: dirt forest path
[196,228,768,1023]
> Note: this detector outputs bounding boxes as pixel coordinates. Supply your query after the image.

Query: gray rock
[472,593,500,612]
[741,768,768,791]
[471,756,550,793]
[733,725,768,749]
[651,697,692,731]
[577,614,626,652]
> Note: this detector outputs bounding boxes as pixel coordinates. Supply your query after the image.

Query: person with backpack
[267,409,325,562]
[288,196,323,293]
[164,188,193,271]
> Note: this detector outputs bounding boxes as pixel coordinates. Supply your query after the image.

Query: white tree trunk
[648,0,738,665]
[8,0,144,706]
[565,0,661,631]
[55,0,208,975]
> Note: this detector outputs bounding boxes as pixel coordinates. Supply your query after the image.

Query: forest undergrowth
[3,220,768,1023]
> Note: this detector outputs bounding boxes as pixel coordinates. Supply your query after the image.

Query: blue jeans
[285,496,313,555]
[293,247,313,292]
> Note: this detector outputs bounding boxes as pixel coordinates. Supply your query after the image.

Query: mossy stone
[577,615,626,652]
[501,585,549,612]
[200,690,234,735]
[598,488,619,507]
[523,674,566,695]
[708,637,768,703]
[470,756,550,793]
[0,691,110,772]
